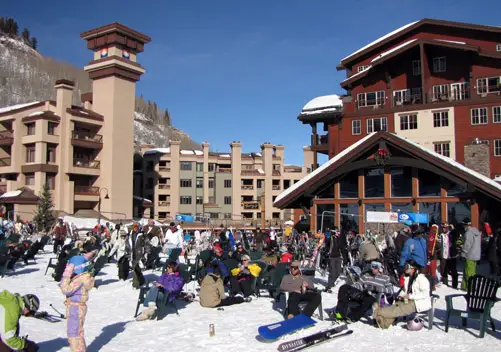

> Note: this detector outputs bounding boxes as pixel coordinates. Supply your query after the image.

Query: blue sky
[3,0,501,165]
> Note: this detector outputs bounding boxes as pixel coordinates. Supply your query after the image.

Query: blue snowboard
[258,314,316,341]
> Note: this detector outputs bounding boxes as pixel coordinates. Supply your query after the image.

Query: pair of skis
[278,324,353,352]
[33,304,66,323]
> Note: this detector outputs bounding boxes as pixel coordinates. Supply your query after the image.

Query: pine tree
[31,37,37,50]
[163,110,171,125]
[33,184,56,232]
[0,17,5,33]
[21,28,30,42]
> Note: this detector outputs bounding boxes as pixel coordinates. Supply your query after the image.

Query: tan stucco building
[0,23,151,220]
[139,141,313,225]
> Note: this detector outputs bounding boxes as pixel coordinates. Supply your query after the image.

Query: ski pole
[50,304,65,319]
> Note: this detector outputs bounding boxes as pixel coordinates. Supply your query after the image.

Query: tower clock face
[100,48,108,58]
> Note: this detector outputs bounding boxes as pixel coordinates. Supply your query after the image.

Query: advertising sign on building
[397,212,429,225]
[175,214,194,222]
[366,211,399,223]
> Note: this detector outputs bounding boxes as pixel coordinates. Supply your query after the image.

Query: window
[492,106,501,123]
[432,84,449,100]
[180,196,192,204]
[418,169,441,197]
[432,56,446,72]
[471,107,488,125]
[224,196,232,205]
[180,179,192,187]
[412,60,421,75]
[47,145,56,163]
[357,65,370,73]
[434,143,450,157]
[26,123,35,135]
[352,120,361,135]
[196,196,203,205]
[196,163,203,172]
[494,140,501,157]
[391,167,412,197]
[25,173,35,186]
[208,178,214,188]
[497,44,501,52]
[433,111,449,127]
[357,91,385,108]
[365,168,385,198]
[46,173,56,190]
[180,162,192,171]
[339,170,358,198]
[393,89,409,105]
[257,179,263,188]
[476,76,501,95]
[209,212,219,219]
[224,213,232,219]
[25,145,35,163]
[224,179,232,188]
[208,163,215,172]
[366,117,388,133]
[47,122,56,135]
[208,196,215,204]
[399,114,418,130]
[196,179,203,188]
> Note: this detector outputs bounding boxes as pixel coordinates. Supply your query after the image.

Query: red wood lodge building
[274,19,501,234]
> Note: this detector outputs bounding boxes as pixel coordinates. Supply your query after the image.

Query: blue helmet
[68,255,90,275]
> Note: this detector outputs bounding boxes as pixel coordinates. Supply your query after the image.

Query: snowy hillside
[0,32,200,150]
[3,250,501,352]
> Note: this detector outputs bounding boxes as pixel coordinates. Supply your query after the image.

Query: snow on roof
[0,190,22,198]
[0,101,40,114]
[494,176,501,182]
[276,132,501,206]
[370,39,417,63]
[341,66,372,84]
[220,154,231,157]
[180,150,195,155]
[194,150,203,156]
[255,152,262,157]
[258,169,265,174]
[134,195,152,202]
[301,95,343,116]
[28,111,45,116]
[435,39,466,45]
[143,147,170,155]
[341,21,419,62]
[274,133,374,205]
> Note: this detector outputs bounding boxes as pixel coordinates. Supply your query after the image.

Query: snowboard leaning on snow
[278,324,353,351]
[258,314,316,341]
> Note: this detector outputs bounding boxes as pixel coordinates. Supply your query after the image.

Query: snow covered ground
[3,249,501,351]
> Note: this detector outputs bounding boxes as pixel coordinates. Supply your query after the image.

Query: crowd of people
[0,215,500,351]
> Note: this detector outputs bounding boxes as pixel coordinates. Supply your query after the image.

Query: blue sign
[175,214,194,223]
[398,212,429,225]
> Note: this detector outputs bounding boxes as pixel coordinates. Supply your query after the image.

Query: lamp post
[98,188,110,224]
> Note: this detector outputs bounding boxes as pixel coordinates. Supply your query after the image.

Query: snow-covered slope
[3,250,501,352]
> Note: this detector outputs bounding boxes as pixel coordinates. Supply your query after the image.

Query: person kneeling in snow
[0,291,39,352]
[136,261,185,321]
[200,264,251,308]
[372,260,430,329]
[59,250,97,352]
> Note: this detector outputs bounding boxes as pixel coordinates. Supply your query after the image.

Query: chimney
[54,79,74,116]
[303,146,314,173]
[81,92,93,110]
[464,141,490,177]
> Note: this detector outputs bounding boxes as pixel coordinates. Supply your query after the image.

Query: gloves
[23,339,39,352]
[62,263,75,278]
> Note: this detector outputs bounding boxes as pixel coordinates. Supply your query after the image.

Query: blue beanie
[69,255,90,275]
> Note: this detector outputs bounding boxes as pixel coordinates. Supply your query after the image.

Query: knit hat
[68,255,90,275]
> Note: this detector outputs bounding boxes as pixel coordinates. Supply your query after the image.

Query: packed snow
[180,150,195,155]
[143,147,171,155]
[0,101,40,114]
[0,190,22,198]
[301,95,343,116]
[3,249,501,351]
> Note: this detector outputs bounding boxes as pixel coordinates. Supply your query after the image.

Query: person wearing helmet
[0,290,39,351]
[59,250,97,351]
[373,260,431,329]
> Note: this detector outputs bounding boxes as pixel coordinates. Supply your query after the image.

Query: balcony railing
[284,166,302,173]
[241,185,254,190]
[272,185,281,191]
[311,134,328,146]
[159,166,171,172]
[0,131,13,139]
[356,98,386,111]
[392,90,423,107]
[159,184,171,189]
[72,131,103,143]
[0,157,11,167]
[425,88,471,104]
[74,186,99,195]
[158,201,170,207]
[73,159,100,169]
[217,168,232,173]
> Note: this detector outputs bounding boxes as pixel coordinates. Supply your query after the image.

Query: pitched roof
[338,18,501,68]
[274,132,501,208]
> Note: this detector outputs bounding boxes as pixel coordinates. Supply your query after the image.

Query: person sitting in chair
[136,261,185,321]
[200,264,251,308]
[229,255,261,298]
[373,260,430,329]
[332,261,394,322]
[280,261,322,319]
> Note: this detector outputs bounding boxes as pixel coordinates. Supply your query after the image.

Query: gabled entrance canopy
[274,132,501,209]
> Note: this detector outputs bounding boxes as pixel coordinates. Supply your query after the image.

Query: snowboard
[258,314,316,341]
[34,311,62,323]
[278,327,353,352]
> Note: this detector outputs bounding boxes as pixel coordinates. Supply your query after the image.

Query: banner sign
[366,211,399,223]
[175,214,194,222]
[397,212,429,225]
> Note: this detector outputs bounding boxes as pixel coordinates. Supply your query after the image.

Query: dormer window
[357,65,370,73]
[496,44,501,52]
[433,57,446,73]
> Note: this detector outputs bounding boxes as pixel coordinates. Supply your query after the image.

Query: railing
[159,184,171,189]
[272,185,281,191]
[159,167,171,172]
[356,98,386,111]
[0,184,6,194]
[74,186,99,195]
[425,88,471,103]
[72,131,103,143]
[73,159,100,169]
[393,93,422,107]
[0,157,11,167]
[241,185,254,190]
[0,131,13,139]
[311,134,328,146]
[284,167,302,173]
[217,168,232,173]
[272,170,281,176]
[158,201,170,207]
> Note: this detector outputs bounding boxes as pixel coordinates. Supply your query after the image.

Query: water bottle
[209,323,215,337]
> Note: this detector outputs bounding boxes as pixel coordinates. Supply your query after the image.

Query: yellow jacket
[231,263,261,277]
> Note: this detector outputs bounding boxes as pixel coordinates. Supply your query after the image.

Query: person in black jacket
[439,223,459,288]
[487,228,501,277]
[325,228,344,293]
[394,227,411,255]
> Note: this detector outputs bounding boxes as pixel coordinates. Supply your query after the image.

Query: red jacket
[280,252,293,263]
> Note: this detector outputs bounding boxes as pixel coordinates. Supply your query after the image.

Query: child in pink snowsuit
[60,251,96,352]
